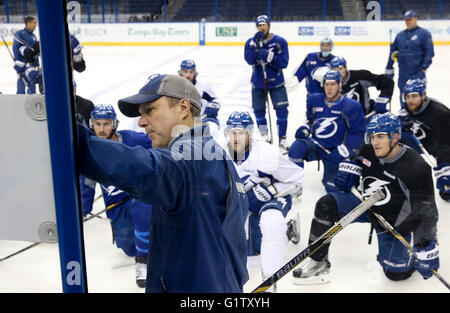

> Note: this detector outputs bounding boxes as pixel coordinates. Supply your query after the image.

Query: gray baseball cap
[118,74,202,117]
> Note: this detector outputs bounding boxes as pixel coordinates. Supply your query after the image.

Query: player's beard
[97,129,115,140]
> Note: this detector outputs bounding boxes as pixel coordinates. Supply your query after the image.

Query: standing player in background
[385,10,434,108]
[79,104,152,288]
[178,59,221,136]
[399,79,450,202]
[285,37,335,96]
[12,16,42,94]
[222,111,303,293]
[293,113,439,284]
[288,70,366,193]
[330,56,394,117]
[244,15,290,152]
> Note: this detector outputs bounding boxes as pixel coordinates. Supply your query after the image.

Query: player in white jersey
[222,111,303,292]
[178,59,221,136]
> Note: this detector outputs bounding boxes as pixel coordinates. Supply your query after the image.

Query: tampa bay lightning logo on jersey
[362,176,391,206]
[313,117,339,138]
[344,87,359,102]
[101,185,124,197]
[410,121,427,140]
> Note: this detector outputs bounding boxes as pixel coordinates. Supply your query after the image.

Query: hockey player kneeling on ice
[79,104,152,288]
[329,56,394,117]
[399,79,450,202]
[293,113,440,285]
[288,70,366,193]
[222,111,303,292]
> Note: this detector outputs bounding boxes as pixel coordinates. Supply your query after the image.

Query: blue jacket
[77,124,249,292]
[294,52,335,95]
[244,34,289,90]
[386,26,434,81]
[80,130,152,219]
[12,28,39,73]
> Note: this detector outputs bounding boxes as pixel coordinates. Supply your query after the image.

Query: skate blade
[292,273,330,285]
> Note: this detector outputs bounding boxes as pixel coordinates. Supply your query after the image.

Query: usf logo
[216,27,237,37]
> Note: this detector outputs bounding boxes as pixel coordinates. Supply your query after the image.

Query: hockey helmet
[179,59,198,77]
[256,15,270,25]
[330,56,347,69]
[322,69,342,86]
[366,112,402,143]
[90,104,117,128]
[320,37,334,56]
[225,111,254,134]
[403,79,426,96]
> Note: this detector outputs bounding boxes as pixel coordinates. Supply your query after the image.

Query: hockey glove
[253,31,265,45]
[32,41,40,55]
[334,161,362,193]
[374,96,390,113]
[328,144,351,165]
[256,48,274,63]
[73,53,86,73]
[414,241,439,280]
[203,104,219,119]
[398,109,414,131]
[390,50,399,62]
[384,68,394,79]
[247,184,274,214]
[434,163,450,194]
[23,47,37,63]
[294,125,311,140]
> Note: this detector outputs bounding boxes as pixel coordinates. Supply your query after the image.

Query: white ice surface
[0,43,449,293]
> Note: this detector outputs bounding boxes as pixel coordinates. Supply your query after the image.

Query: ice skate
[278,136,289,154]
[292,258,330,285]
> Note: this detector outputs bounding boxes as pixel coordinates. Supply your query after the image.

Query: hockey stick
[409,133,437,168]
[309,137,331,155]
[258,40,274,145]
[1,34,15,62]
[351,187,450,290]
[252,188,384,293]
[0,194,104,263]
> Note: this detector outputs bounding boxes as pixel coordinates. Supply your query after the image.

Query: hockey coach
[76,74,249,293]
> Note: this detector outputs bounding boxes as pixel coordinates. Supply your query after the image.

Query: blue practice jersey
[293,52,335,94]
[12,28,39,73]
[77,124,249,293]
[386,26,434,80]
[307,93,366,157]
[244,34,289,90]
[80,130,152,216]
